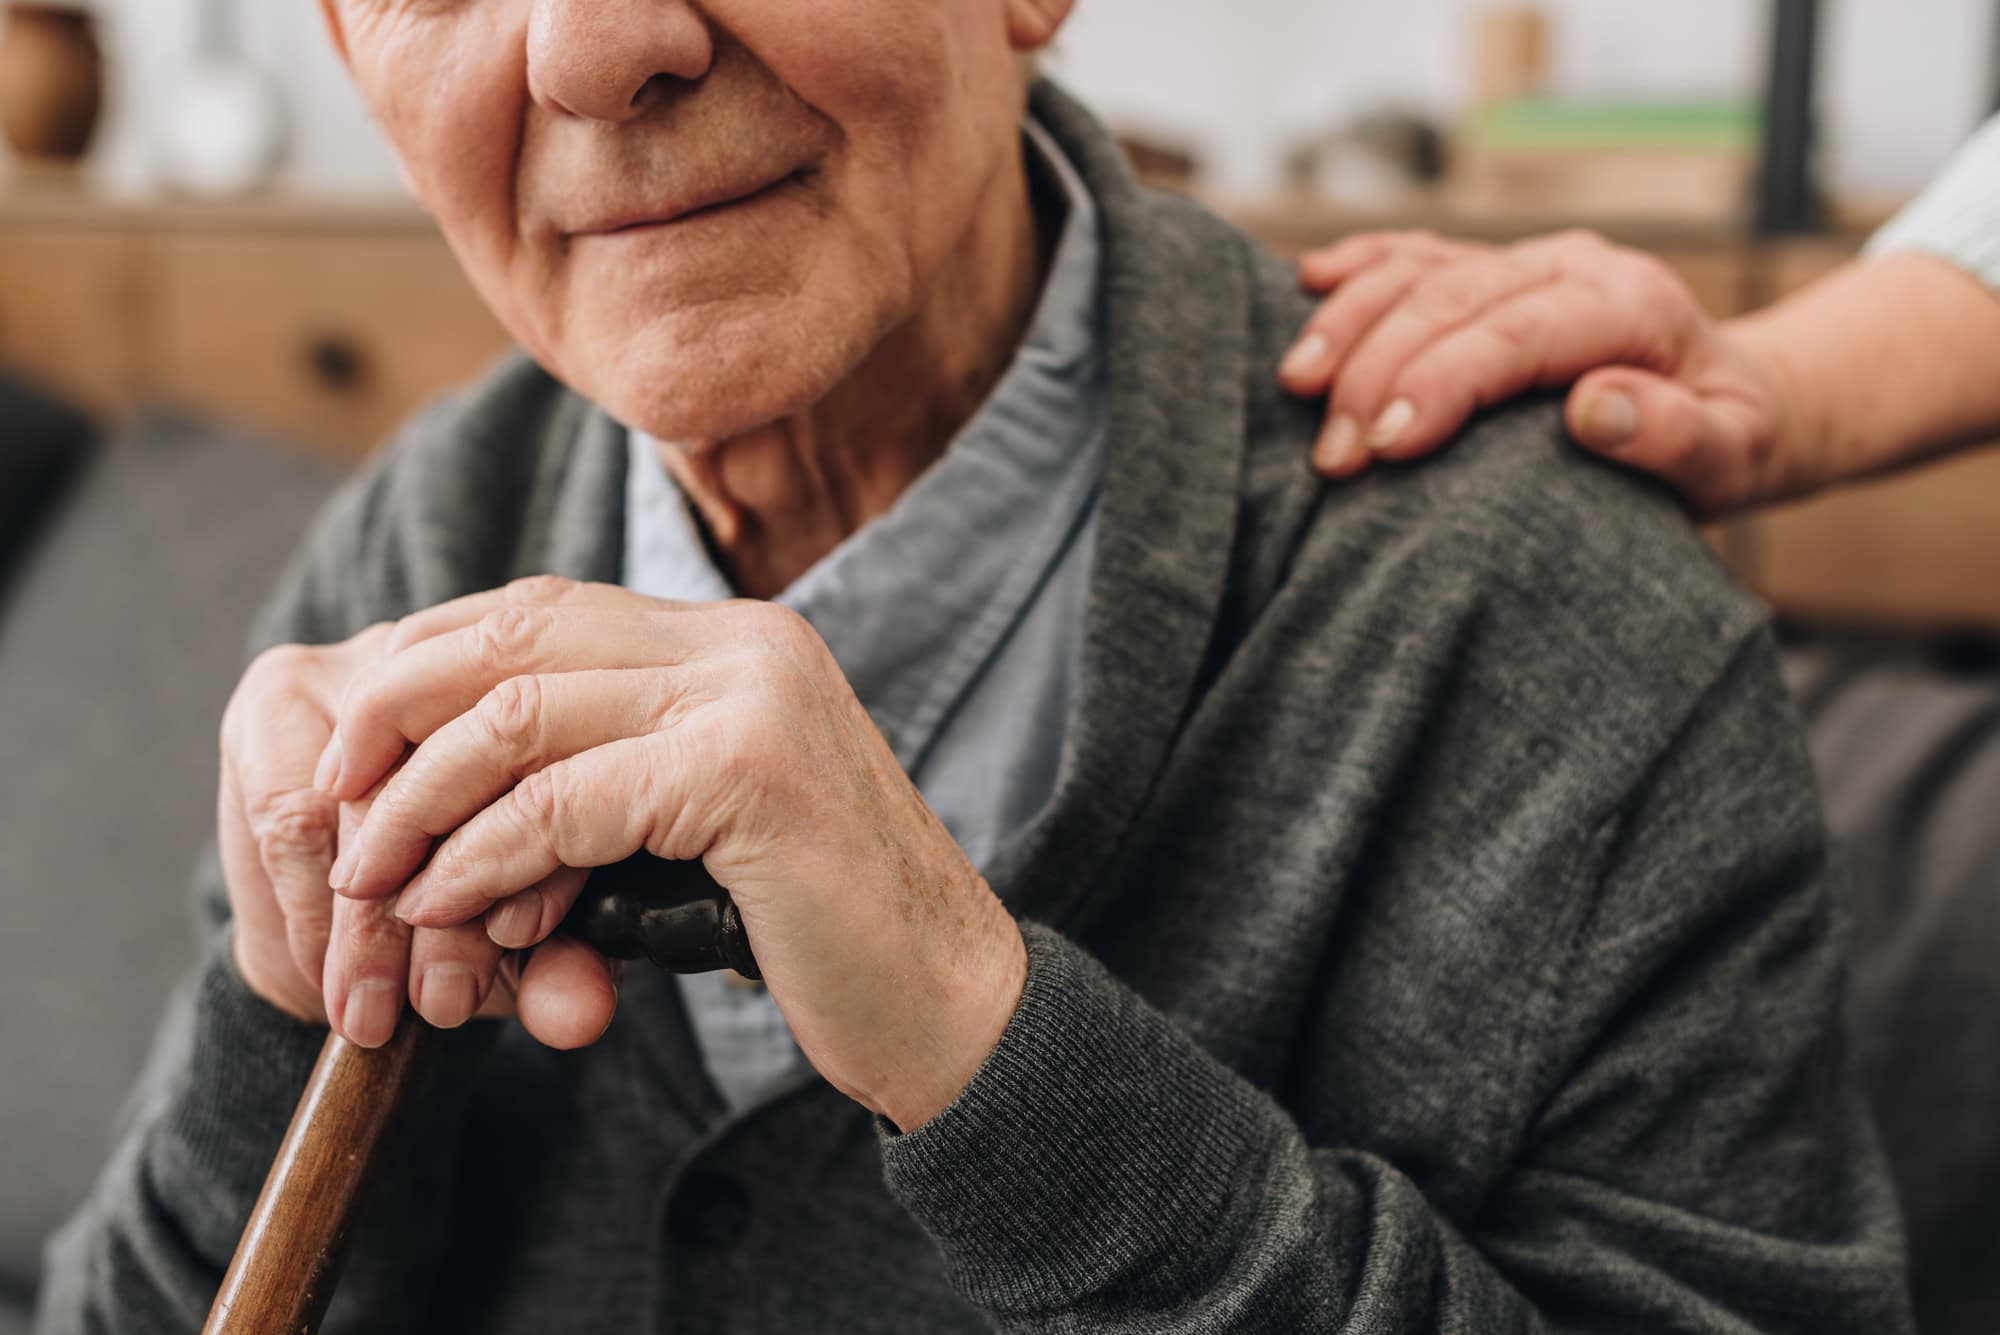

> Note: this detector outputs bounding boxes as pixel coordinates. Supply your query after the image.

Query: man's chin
[571,316,872,446]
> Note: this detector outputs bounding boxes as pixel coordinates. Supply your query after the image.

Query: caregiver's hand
[219,623,524,1049]
[321,576,1029,1132]
[1282,229,1796,519]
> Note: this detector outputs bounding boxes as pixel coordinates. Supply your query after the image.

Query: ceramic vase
[0,3,104,163]
[159,56,289,197]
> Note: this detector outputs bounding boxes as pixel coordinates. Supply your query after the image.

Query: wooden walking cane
[201,857,760,1335]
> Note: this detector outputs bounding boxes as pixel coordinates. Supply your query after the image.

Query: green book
[1467,99,1762,154]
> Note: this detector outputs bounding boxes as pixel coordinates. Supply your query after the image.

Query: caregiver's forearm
[1728,251,2000,495]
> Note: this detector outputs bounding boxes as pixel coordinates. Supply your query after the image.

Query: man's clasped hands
[219,575,1027,1134]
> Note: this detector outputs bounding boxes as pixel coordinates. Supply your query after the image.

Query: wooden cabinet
[147,231,508,455]
[0,224,142,414]
[1747,451,2000,631]
[0,193,509,458]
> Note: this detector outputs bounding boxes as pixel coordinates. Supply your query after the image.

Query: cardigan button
[667,1173,752,1251]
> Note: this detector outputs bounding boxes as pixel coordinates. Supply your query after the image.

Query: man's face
[322,0,1059,441]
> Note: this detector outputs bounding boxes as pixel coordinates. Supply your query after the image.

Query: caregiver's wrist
[1721,251,2000,502]
[1720,315,1843,505]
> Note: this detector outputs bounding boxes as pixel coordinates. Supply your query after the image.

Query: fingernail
[344,979,400,1048]
[1367,399,1416,452]
[1280,331,1330,383]
[1579,391,1639,447]
[420,965,478,1029]
[1312,415,1361,472]
[329,836,362,893]
[486,894,543,949]
[312,735,343,793]
[393,888,424,924]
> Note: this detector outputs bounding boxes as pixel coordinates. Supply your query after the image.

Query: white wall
[1052,0,1997,196]
[70,0,2000,201]
[78,0,400,196]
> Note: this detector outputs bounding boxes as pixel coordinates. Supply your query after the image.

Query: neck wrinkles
[659,131,1060,599]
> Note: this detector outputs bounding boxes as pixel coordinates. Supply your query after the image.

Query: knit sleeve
[1866,112,2000,294]
[879,630,1913,1334]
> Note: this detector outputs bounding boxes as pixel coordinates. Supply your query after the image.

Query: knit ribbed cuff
[149,935,332,1225]
[879,923,1284,1320]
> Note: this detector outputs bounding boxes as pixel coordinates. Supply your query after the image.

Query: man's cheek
[728,1,956,122]
[358,13,529,197]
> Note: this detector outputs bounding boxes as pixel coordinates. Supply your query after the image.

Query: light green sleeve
[1865,112,2000,293]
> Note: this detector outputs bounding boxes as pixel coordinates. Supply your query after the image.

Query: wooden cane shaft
[202,1016,433,1335]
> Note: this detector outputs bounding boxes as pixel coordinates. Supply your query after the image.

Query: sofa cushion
[1788,645,2000,1335]
[0,374,95,605]
[0,412,338,1313]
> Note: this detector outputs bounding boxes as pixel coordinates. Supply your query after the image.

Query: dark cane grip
[564,855,761,980]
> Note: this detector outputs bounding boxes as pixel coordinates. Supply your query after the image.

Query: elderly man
[40,2,1911,1332]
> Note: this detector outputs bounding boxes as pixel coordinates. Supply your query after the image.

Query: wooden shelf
[0,189,507,456]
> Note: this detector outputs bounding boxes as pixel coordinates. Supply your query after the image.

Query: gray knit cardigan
[38,83,1912,1334]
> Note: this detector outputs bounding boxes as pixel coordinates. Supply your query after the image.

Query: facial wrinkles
[349,3,543,355]
[339,0,1046,459]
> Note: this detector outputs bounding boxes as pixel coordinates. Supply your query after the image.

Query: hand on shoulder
[1280,229,1800,520]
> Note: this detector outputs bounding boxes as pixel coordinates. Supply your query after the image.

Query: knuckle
[248,642,314,684]
[512,766,564,832]
[474,606,551,669]
[741,600,819,660]
[249,788,334,863]
[1484,305,1543,359]
[1334,233,1391,264]
[479,676,546,752]
[336,904,409,956]
[1393,359,1446,406]
[1612,246,1673,289]
[1410,260,1490,322]
[335,663,389,735]
[231,647,313,730]
[505,574,578,606]
[1331,362,1387,412]
[350,620,397,657]
[381,615,433,658]
[1632,257,1691,311]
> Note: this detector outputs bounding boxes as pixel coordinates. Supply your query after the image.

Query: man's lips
[570,169,805,238]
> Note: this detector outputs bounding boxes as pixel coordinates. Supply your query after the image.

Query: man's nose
[527,0,715,123]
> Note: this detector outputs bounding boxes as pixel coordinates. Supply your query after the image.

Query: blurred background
[3,4,2000,1332]
[3,0,1998,625]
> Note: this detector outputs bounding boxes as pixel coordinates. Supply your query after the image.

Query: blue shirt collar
[626,116,1106,766]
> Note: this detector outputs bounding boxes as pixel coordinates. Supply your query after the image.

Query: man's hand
[218,625,529,1048]
[321,577,1028,1131]
[1281,229,1799,520]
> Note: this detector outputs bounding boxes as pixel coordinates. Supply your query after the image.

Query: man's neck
[659,135,1061,600]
